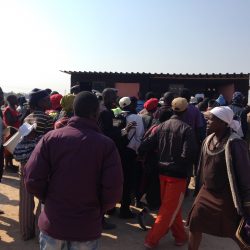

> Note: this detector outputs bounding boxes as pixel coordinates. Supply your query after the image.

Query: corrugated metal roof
[60,71,249,79]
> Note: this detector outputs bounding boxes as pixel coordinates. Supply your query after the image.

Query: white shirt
[125,113,145,153]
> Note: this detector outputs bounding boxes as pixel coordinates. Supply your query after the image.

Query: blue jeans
[40,232,99,250]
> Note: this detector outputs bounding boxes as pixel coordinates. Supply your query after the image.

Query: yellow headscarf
[60,94,75,113]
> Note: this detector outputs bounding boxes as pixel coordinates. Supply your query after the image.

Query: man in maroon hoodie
[24,91,123,250]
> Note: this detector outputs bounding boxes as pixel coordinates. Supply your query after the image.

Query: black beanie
[73,91,99,118]
[29,88,49,108]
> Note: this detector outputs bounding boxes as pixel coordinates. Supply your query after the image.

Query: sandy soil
[0,171,240,250]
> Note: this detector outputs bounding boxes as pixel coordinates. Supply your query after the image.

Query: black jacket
[138,115,197,178]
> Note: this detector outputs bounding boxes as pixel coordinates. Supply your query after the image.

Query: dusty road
[0,171,239,250]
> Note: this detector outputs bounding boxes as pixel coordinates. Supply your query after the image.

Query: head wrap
[28,88,49,108]
[210,106,240,132]
[60,94,75,113]
[50,94,63,110]
[232,92,244,106]
[144,98,158,111]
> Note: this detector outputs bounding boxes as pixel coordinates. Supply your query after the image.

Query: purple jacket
[24,116,123,242]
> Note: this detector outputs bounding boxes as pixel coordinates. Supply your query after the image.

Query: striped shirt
[24,111,54,136]
[13,135,42,163]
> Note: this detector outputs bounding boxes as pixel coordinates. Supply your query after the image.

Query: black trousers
[120,148,137,212]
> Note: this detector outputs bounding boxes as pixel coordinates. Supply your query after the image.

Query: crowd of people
[1,85,250,250]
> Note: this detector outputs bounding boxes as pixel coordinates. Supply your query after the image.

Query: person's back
[182,104,203,130]
[138,97,197,249]
[140,98,159,131]
[26,117,122,241]
[180,89,204,143]
[25,92,123,249]
[157,115,195,178]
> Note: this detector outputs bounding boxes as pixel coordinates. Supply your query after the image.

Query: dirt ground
[0,171,240,250]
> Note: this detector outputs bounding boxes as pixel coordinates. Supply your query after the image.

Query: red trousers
[145,175,187,246]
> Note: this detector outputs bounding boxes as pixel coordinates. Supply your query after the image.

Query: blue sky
[0,0,249,94]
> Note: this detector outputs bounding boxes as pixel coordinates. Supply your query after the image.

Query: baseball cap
[119,97,131,108]
[172,97,188,112]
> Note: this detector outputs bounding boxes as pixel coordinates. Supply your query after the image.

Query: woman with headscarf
[46,93,63,122]
[187,106,250,250]
[54,94,75,129]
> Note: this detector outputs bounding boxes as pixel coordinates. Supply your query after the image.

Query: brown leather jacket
[138,115,197,178]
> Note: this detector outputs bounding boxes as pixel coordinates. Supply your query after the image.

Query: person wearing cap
[17,88,53,241]
[139,92,157,116]
[118,96,144,218]
[24,92,123,250]
[138,97,197,249]
[187,106,250,250]
[140,98,159,131]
